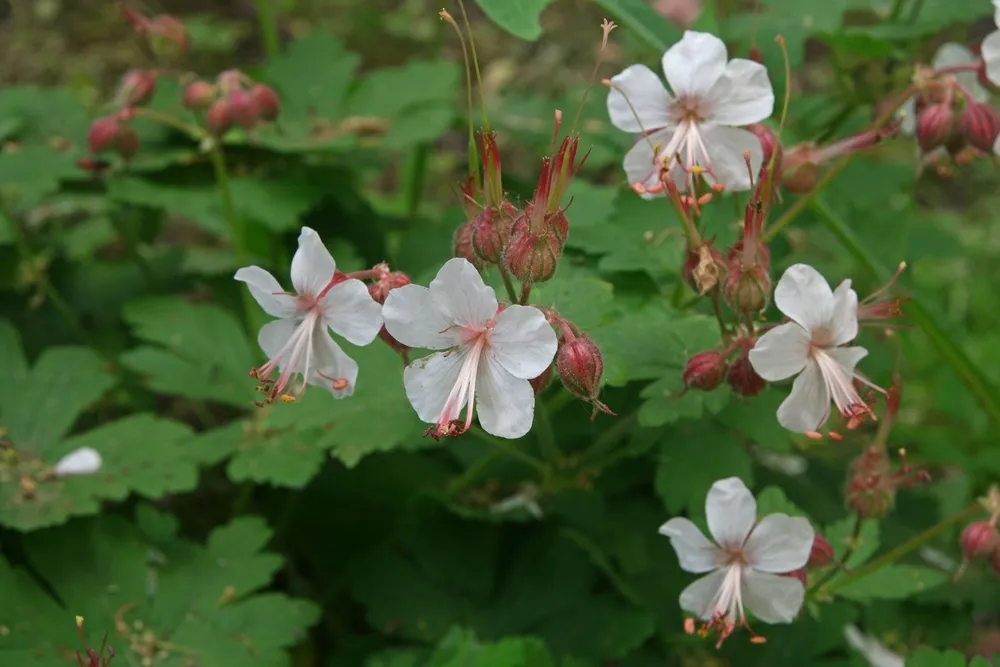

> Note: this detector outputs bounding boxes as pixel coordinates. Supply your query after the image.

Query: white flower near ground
[53,447,102,477]
[606,30,774,196]
[748,263,876,434]
[382,258,557,439]
[235,226,384,402]
[843,625,905,667]
[659,477,813,642]
[980,1,1000,87]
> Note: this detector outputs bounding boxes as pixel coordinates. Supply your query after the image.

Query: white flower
[843,625,904,667]
[53,447,102,477]
[234,226,384,402]
[606,30,774,196]
[659,477,813,644]
[382,258,557,439]
[982,1,1000,87]
[748,263,878,434]
[900,43,989,136]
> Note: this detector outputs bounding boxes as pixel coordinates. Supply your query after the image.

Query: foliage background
[2,0,1000,665]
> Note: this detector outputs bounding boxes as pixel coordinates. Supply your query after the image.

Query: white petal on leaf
[383,284,459,350]
[321,278,384,346]
[475,353,535,439]
[429,258,498,329]
[234,266,296,319]
[704,58,774,126]
[659,517,721,573]
[776,359,830,433]
[661,31,728,98]
[489,305,558,380]
[678,568,728,620]
[749,322,810,382]
[741,568,806,624]
[705,477,757,549]
[402,349,469,424]
[607,64,672,133]
[53,447,102,476]
[743,514,815,573]
[290,226,337,297]
[774,263,835,333]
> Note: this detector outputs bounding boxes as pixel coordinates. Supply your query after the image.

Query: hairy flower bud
[961,521,998,560]
[961,102,1000,154]
[182,81,216,110]
[807,534,835,568]
[845,446,895,519]
[682,351,728,391]
[227,90,259,130]
[723,264,771,314]
[682,242,727,295]
[119,69,157,107]
[916,103,957,153]
[206,99,233,136]
[504,217,563,285]
[87,117,121,154]
[251,84,281,122]
[726,349,766,397]
[556,334,613,418]
[470,202,516,266]
[529,364,555,395]
[453,220,484,269]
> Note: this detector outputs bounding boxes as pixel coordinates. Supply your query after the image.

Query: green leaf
[755,485,807,517]
[906,649,973,667]
[655,424,753,514]
[835,565,949,601]
[472,0,556,41]
[426,628,557,667]
[2,515,319,665]
[824,515,880,568]
[530,264,617,332]
[264,33,359,122]
[119,296,257,407]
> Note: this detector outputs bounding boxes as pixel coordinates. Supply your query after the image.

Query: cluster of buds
[183,70,281,136]
[543,309,614,419]
[909,63,1000,163]
[455,131,518,269]
[681,331,767,399]
[722,155,775,315]
[119,2,189,58]
[86,110,141,162]
[74,616,115,667]
[365,263,412,362]
[956,486,1000,580]
[844,445,931,519]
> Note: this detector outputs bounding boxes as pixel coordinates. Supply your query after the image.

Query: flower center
[426,328,491,440]
[809,346,875,430]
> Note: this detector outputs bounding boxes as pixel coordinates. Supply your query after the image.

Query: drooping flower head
[382,258,558,439]
[235,227,384,404]
[659,477,814,647]
[748,264,884,435]
[606,30,774,197]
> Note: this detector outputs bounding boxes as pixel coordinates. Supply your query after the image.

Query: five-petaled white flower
[235,227,384,403]
[53,446,102,477]
[748,263,879,434]
[659,477,813,645]
[382,257,558,440]
[606,30,774,196]
[980,1,1000,89]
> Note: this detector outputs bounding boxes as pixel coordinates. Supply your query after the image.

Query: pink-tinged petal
[321,278,384,346]
[234,266,296,318]
[743,514,814,573]
[403,349,468,424]
[622,128,674,199]
[309,331,359,398]
[428,258,497,329]
[699,125,762,192]
[489,305,558,380]
[828,279,859,346]
[774,263,835,333]
[749,322,810,382]
[383,284,458,350]
[662,31,728,98]
[705,477,757,549]
[982,30,1000,87]
[53,447,102,476]
[704,58,774,125]
[776,359,830,433]
[678,568,728,620]
[659,517,721,573]
[741,569,806,623]
[290,226,337,297]
[475,353,535,439]
[258,318,300,361]
[607,64,672,133]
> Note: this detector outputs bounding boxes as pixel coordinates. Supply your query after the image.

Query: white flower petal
[828,279,859,346]
[659,517,721,573]
[679,568,728,620]
[488,305,558,380]
[898,97,916,136]
[383,284,459,350]
[777,359,830,433]
[699,125,763,192]
[321,278,384,346]
[933,43,988,103]
[743,514,815,573]
[403,349,469,424]
[995,0,1000,27]
[429,258,497,329]
[475,353,535,439]
[705,477,757,549]
[290,227,337,297]
[310,330,360,398]
[234,266,297,319]
[704,58,775,125]
[844,625,906,667]
[748,322,810,382]
[774,263,835,333]
[53,447,102,477]
[607,64,673,133]
[825,345,869,379]
[995,132,1000,156]
[983,30,1000,87]
[622,129,673,198]
[741,569,805,623]
[662,31,728,98]
[258,318,300,361]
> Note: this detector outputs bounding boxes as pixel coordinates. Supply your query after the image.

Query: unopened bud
[780,145,819,193]
[146,14,189,57]
[807,534,835,568]
[182,80,216,110]
[368,270,410,305]
[470,206,513,265]
[556,334,611,414]
[87,117,120,154]
[453,220,484,269]
[961,102,1000,154]
[845,446,895,519]
[226,90,259,130]
[504,218,563,285]
[682,351,728,391]
[961,521,998,559]
[726,349,766,397]
[114,125,140,160]
[747,123,780,168]
[119,69,157,107]
[682,243,727,295]
[206,99,233,136]
[529,364,555,395]
[250,84,281,122]
[723,264,771,314]
[916,103,957,153]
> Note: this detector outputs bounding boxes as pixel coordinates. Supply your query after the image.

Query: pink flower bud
[723,264,771,314]
[556,334,613,417]
[453,220,484,269]
[119,69,157,107]
[916,103,957,153]
[780,145,819,193]
[182,81,216,110]
[961,102,1000,154]
[682,351,728,392]
[368,270,410,305]
[746,123,780,168]
[808,534,835,568]
[146,15,189,57]
[226,90,259,130]
[87,117,121,154]
[504,217,563,285]
[470,202,516,266]
[726,349,766,397]
[114,125,140,160]
[682,242,728,295]
[529,364,555,395]
[961,521,998,559]
[206,99,233,136]
[845,446,895,519]
[250,84,281,122]
[217,70,245,95]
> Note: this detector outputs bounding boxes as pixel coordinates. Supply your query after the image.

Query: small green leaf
[824,515,879,568]
[755,485,807,517]
[427,628,557,667]
[905,648,969,667]
[835,565,949,601]
[655,426,753,514]
[472,0,556,41]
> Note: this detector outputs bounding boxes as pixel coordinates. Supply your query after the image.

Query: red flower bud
[529,364,555,395]
[726,350,766,397]
[747,123,780,169]
[368,270,410,305]
[683,351,728,392]
[807,534,835,568]
[453,220,484,269]
[146,14,189,57]
[217,70,245,95]
[723,264,771,314]
[961,521,998,560]
[182,81,216,110]
[844,446,930,520]
[556,334,613,418]
[226,90,259,130]
[119,69,157,107]
[504,217,563,285]
[114,125,140,160]
[916,103,958,153]
[470,203,516,266]
[682,242,728,295]
[961,102,1000,154]
[87,117,121,154]
[780,145,819,193]
[206,100,233,136]
[251,84,281,122]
